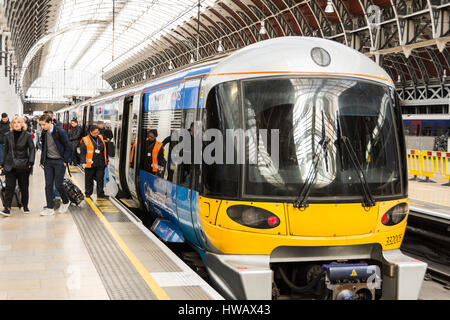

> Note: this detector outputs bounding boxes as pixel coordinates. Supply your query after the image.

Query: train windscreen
[241,77,404,201]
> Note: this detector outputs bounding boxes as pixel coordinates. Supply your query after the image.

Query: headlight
[226,205,280,229]
[381,203,409,226]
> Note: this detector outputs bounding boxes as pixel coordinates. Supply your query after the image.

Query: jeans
[4,169,30,208]
[36,133,41,150]
[104,166,110,187]
[44,159,69,209]
[0,144,4,164]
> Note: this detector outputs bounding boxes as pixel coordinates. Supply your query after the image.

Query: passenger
[39,114,72,216]
[25,116,33,132]
[0,116,35,216]
[43,110,63,128]
[35,118,43,150]
[144,129,165,176]
[42,111,63,200]
[0,113,10,165]
[97,121,106,136]
[103,123,114,155]
[68,119,83,166]
[80,125,108,198]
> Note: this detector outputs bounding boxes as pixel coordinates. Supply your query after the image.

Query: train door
[82,105,88,135]
[122,94,141,200]
[113,97,126,191]
[64,111,70,131]
[411,120,422,136]
[175,78,204,249]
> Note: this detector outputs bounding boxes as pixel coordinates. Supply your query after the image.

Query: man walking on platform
[0,113,10,165]
[80,125,108,198]
[39,114,72,216]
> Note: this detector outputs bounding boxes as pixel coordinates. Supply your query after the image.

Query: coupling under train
[56,37,427,300]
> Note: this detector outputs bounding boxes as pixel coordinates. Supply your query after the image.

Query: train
[402,114,450,137]
[56,37,427,300]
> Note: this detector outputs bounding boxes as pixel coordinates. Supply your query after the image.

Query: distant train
[56,37,427,300]
[403,114,450,136]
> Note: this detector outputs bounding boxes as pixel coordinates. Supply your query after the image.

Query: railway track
[402,210,450,294]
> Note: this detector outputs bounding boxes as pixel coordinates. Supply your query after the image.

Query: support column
[0,31,23,116]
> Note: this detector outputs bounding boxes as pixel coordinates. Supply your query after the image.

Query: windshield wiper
[293,137,331,209]
[339,136,376,208]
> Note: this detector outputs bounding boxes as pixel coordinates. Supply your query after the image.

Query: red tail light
[267,216,279,227]
[381,203,409,226]
[226,205,280,229]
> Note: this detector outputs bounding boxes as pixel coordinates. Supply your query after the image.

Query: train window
[141,109,183,182]
[178,109,197,188]
[201,81,241,198]
[242,77,403,199]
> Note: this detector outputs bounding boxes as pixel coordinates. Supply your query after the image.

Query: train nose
[286,203,379,237]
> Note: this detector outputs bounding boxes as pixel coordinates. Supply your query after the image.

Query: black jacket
[68,125,83,146]
[40,125,72,165]
[0,131,35,172]
[0,120,10,144]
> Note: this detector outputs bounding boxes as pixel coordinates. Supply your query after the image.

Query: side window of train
[202,82,241,198]
[142,109,183,182]
[178,108,197,188]
[129,103,138,169]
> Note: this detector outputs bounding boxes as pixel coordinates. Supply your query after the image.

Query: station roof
[1,0,449,103]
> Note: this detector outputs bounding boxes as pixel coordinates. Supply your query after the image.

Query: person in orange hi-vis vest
[80,125,108,198]
[144,129,165,176]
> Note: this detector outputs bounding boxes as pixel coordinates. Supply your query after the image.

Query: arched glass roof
[44,0,214,74]
[1,0,449,104]
[6,0,216,101]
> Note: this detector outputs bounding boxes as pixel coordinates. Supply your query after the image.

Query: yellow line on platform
[70,175,170,300]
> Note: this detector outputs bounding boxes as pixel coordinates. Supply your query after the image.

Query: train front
[197,37,427,300]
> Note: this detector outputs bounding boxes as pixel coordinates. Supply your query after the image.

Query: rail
[407,149,450,183]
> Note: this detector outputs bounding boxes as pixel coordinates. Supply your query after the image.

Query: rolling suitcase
[0,177,22,208]
[63,167,84,206]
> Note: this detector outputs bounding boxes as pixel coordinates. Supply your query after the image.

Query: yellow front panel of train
[286,203,379,237]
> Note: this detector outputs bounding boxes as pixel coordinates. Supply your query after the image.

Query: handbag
[9,134,29,170]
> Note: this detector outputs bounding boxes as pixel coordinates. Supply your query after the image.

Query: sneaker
[98,194,108,199]
[59,202,70,213]
[23,207,30,214]
[0,209,10,217]
[40,208,55,216]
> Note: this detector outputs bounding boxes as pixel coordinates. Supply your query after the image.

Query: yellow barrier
[407,149,450,182]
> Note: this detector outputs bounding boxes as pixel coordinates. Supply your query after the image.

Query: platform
[408,176,450,221]
[0,163,222,300]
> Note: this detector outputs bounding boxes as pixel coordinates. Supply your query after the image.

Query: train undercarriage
[204,244,427,300]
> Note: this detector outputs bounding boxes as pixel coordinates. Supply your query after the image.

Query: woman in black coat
[0,116,35,216]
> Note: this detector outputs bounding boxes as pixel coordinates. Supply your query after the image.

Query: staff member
[144,129,165,176]
[39,114,72,216]
[0,116,35,216]
[80,125,108,198]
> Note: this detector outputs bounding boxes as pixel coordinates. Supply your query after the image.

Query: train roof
[203,36,394,90]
